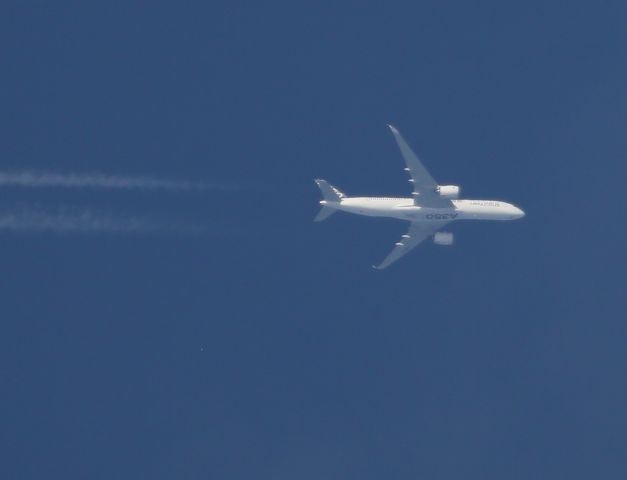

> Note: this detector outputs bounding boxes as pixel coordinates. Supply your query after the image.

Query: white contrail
[0,171,209,190]
[0,206,205,234]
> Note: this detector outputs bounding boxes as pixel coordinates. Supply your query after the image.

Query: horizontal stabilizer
[313,206,337,222]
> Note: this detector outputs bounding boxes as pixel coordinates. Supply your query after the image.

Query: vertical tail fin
[314,179,345,202]
[313,179,344,222]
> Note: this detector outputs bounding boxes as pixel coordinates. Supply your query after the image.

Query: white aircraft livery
[314,125,525,269]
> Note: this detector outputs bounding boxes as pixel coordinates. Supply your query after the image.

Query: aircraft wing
[387,124,452,208]
[373,221,449,270]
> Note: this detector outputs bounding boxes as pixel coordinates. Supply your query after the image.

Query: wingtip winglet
[387,124,398,134]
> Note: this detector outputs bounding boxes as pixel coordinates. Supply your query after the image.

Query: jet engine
[433,232,454,245]
[437,185,460,199]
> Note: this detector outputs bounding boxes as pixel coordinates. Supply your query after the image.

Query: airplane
[314,125,525,269]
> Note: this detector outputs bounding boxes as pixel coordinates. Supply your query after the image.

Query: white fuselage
[322,197,525,222]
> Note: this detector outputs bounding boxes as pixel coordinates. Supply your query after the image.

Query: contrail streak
[0,206,205,234]
[0,171,208,190]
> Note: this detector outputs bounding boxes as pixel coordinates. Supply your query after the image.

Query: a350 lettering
[426,213,458,220]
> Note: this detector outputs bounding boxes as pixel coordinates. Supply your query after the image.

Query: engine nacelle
[433,232,454,246]
[437,185,460,199]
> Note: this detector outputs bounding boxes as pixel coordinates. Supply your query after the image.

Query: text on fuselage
[426,213,458,220]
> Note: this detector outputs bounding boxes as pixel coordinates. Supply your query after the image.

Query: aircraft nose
[513,207,525,219]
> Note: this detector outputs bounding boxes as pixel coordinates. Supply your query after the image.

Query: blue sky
[1,2,626,479]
